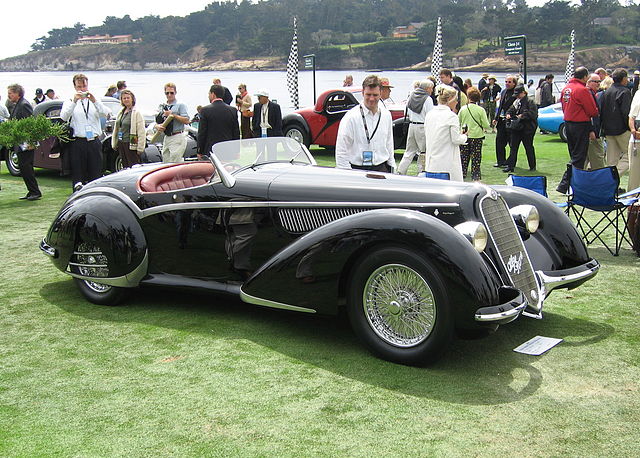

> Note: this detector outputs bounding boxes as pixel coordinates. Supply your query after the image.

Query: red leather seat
[138,162,215,193]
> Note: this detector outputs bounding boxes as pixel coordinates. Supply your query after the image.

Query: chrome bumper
[537,259,600,299]
[475,288,527,324]
[40,238,57,258]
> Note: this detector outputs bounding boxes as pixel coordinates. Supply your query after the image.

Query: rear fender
[242,209,502,325]
[45,194,147,284]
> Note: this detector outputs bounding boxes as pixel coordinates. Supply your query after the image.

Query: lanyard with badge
[360,105,381,166]
[81,99,94,140]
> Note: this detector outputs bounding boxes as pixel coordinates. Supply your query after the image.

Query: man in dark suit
[197,85,240,159]
[7,84,41,200]
[252,89,283,138]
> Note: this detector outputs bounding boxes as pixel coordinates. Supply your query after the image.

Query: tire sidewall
[73,278,128,306]
[284,124,310,147]
[6,150,22,176]
[347,246,454,365]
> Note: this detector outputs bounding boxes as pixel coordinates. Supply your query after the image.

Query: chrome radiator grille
[277,207,369,233]
[480,194,540,309]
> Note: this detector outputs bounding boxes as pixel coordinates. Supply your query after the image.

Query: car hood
[266,165,484,207]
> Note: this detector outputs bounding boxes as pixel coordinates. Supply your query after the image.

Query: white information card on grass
[514,336,563,356]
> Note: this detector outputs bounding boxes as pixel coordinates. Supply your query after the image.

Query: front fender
[493,185,592,271]
[44,193,147,283]
[242,209,503,326]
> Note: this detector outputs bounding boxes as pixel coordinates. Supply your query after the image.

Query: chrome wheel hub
[363,264,436,348]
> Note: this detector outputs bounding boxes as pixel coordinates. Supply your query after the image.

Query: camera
[461,124,468,134]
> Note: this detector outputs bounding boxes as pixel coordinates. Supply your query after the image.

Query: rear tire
[6,150,21,176]
[347,246,453,365]
[74,278,128,306]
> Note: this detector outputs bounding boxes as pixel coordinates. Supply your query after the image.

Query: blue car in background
[537,103,567,142]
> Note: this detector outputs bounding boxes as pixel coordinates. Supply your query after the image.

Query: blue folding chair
[506,174,548,197]
[566,166,639,256]
[420,171,450,180]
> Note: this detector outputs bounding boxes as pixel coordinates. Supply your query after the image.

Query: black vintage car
[40,137,599,364]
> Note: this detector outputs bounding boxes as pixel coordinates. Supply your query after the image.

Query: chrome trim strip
[240,289,316,314]
[66,251,149,288]
[475,300,527,322]
[70,187,144,218]
[68,262,108,268]
[536,260,600,299]
[140,201,459,218]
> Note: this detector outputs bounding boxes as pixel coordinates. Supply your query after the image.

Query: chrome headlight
[455,221,488,253]
[510,205,540,233]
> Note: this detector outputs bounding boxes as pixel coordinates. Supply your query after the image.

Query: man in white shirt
[398,79,434,174]
[335,75,395,173]
[60,73,110,191]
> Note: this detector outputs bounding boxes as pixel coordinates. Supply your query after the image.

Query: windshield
[210,137,315,172]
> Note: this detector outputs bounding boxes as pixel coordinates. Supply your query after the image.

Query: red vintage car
[282,88,408,149]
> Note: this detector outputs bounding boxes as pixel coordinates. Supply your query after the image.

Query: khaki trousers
[605,131,631,176]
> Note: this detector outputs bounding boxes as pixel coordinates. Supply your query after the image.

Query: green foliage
[0,116,69,148]
[25,0,640,61]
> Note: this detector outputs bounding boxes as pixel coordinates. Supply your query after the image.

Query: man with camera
[155,83,190,163]
[60,74,110,191]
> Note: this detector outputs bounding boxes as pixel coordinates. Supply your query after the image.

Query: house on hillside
[73,34,135,46]
[392,22,425,39]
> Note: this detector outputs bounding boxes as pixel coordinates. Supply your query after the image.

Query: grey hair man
[600,68,632,177]
[398,79,435,174]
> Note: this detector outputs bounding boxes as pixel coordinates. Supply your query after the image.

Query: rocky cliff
[1,43,639,72]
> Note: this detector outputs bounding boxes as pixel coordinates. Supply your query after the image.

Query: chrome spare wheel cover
[363,264,436,348]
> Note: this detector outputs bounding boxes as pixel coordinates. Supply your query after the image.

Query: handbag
[506,117,523,131]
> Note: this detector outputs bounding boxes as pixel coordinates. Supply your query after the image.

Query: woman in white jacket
[423,86,468,181]
[111,89,146,168]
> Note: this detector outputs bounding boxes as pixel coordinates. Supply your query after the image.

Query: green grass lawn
[1,134,639,456]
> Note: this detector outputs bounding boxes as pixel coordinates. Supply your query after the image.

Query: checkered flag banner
[287,17,299,109]
[565,30,575,83]
[431,17,443,85]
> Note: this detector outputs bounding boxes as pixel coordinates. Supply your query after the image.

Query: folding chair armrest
[619,186,640,198]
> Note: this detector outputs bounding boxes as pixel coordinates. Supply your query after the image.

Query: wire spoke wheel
[347,247,452,364]
[363,264,436,347]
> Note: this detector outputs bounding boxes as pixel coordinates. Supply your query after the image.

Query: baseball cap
[255,89,269,97]
[513,85,526,95]
[35,88,43,95]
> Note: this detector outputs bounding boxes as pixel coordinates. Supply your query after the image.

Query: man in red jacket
[556,67,599,193]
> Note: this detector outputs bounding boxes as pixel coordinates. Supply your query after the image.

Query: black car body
[41,137,599,364]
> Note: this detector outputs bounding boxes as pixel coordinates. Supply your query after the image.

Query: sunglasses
[588,80,601,83]
[165,91,175,95]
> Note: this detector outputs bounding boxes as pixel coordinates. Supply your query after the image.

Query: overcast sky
[0,0,568,60]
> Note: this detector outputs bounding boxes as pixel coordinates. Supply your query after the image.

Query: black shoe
[556,186,568,194]
[26,193,42,201]
[493,163,505,168]
[617,187,626,195]
[529,167,536,172]
[502,167,514,173]
[19,194,30,200]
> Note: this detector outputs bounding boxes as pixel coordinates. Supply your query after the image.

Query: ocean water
[0,69,552,117]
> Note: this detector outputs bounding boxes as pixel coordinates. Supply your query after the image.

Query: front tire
[284,123,311,148]
[6,149,21,176]
[347,247,453,365]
